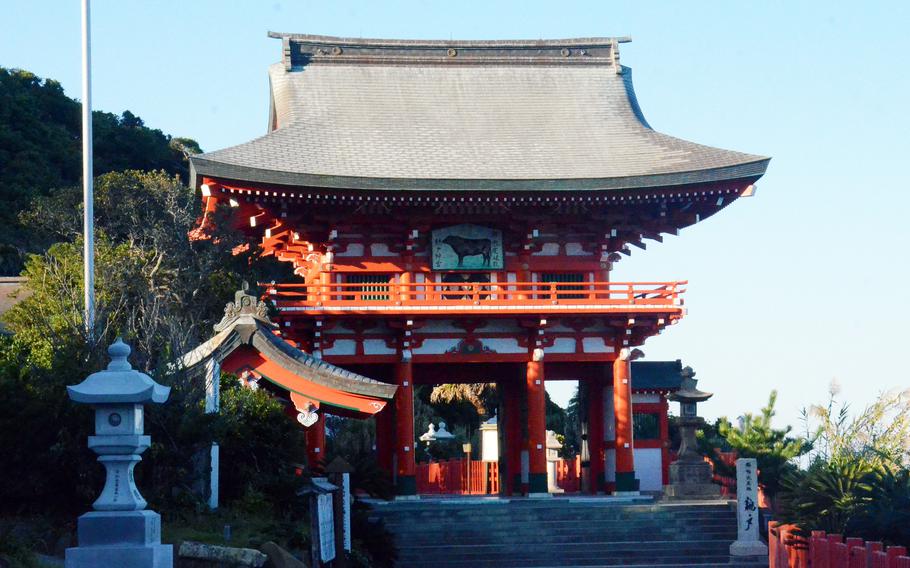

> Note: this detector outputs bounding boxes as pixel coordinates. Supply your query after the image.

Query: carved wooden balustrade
[265,280,686,316]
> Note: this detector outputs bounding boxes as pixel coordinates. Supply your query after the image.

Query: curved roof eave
[191,156,770,192]
[178,318,396,401]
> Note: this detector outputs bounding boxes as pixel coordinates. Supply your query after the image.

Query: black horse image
[441,235,492,267]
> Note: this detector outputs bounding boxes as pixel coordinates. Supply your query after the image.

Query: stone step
[379,515,734,524]
[396,542,733,559]
[396,554,740,568]
[382,519,734,530]
[371,500,756,568]
[392,527,738,538]
[395,533,737,546]
[396,558,768,568]
[380,515,733,524]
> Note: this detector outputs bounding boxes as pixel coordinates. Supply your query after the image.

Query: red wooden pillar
[500,379,523,496]
[375,405,395,476]
[612,349,640,492]
[587,375,605,494]
[394,359,417,497]
[305,412,326,470]
[526,351,548,495]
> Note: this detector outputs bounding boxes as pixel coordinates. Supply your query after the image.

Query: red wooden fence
[416,459,500,495]
[416,458,585,495]
[769,522,909,568]
[555,456,581,493]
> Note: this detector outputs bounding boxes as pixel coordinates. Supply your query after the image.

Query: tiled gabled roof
[191,34,769,192]
[179,287,396,401]
[632,360,684,391]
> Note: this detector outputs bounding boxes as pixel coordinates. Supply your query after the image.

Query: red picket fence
[555,456,581,493]
[769,522,910,568]
[416,456,587,494]
[416,459,499,495]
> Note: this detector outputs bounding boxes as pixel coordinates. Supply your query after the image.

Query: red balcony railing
[265,280,686,315]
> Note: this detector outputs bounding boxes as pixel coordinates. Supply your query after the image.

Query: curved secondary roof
[191,34,769,192]
[179,287,396,416]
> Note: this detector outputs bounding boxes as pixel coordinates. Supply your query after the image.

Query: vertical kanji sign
[730,458,768,557]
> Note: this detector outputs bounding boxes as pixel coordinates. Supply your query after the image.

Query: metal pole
[81,0,95,339]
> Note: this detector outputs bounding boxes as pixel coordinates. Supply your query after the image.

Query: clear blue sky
[3,1,909,431]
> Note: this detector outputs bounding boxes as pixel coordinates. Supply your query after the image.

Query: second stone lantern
[664,366,721,500]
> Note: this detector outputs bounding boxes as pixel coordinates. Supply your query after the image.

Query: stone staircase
[368,498,768,568]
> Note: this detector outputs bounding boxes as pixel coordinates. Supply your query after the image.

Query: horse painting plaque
[432,225,504,271]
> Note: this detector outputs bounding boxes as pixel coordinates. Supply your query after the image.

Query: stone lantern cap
[546,430,563,450]
[67,339,170,405]
[668,366,712,404]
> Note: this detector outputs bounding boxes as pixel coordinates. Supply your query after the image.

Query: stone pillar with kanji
[730,458,768,557]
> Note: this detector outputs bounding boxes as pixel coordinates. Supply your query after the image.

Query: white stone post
[204,358,220,510]
[729,458,768,557]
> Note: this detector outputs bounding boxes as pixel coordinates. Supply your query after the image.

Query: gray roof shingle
[192,34,769,191]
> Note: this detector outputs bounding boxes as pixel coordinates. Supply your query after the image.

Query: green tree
[0,170,291,514]
[0,67,201,273]
[715,391,811,500]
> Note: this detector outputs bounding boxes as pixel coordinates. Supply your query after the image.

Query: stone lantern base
[663,460,721,501]
[66,511,173,568]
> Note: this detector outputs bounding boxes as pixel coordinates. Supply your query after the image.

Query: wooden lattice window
[633,412,661,440]
[344,274,392,301]
[540,272,586,299]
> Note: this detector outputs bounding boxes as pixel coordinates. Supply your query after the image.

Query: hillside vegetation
[0,67,200,274]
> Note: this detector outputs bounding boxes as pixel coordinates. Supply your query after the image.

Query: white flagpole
[81,0,95,339]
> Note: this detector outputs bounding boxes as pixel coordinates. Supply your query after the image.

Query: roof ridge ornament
[611,38,623,75]
[213,282,274,332]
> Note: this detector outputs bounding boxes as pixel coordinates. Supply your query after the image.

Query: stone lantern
[65,339,173,568]
[663,366,720,500]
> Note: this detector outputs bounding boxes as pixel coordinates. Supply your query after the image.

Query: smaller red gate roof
[179,286,396,417]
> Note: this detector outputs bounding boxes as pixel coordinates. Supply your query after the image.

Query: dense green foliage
[775,385,910,546]
[706,391,811,499]
[0,67,200,274]
[0,168,389,564]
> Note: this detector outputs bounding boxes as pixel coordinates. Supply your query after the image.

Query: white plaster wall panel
[419,320,463,334]
[633,448,664,491]
[532,242,560,256]
[412,338,461,355]
[605,448,616,482]
[565,242,591,256]
[363,339,396,356]
[335,243,365,257]
[332,322,356,335]
[584,322,611,333]
[545,337,576,354]
[323,339,357,356]
[480,320,523,333]
[582,337,615,353]
[632,393,661,403]
[333,320,392,335]
[604,387,615,442]
[370,243,396,257]
[482,338,525,354]
[543,322,575,333]
[507,273,517,282]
